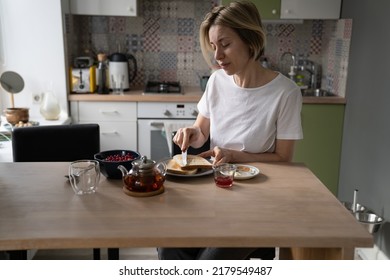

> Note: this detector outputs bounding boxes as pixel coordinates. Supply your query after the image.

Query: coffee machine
[109,52,137,91]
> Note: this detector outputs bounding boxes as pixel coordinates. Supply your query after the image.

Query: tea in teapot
[118,156,166,197]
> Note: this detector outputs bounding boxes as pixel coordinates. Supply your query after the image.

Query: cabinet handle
[272,9,277,15]
[100,110,119,114]
[150,122,164,127]
[101,131,118,135]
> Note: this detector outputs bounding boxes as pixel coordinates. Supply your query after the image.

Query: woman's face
[208,25,251,76]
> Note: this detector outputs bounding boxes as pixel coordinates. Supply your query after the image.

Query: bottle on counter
[96,53,109,94]
[40,91,61,120]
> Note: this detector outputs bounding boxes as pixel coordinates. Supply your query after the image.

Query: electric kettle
[109,52,137,91]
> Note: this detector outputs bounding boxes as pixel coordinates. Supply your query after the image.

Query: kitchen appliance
[74,57,94,68]
[137,102,198,161]
[109,52,137,91]
[70,67,96,93]
[70,57,96,93]
[144,81,182,94]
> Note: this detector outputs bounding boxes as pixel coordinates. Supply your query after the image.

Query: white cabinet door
[72,101,137,151]
[83,121,137,151]
[78,102,136,121]
[281,0,341,19]
[70,0,137,16]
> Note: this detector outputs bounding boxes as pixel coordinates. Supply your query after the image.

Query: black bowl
[94,150,141,179]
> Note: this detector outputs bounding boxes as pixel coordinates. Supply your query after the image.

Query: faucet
[280,53,319,89]
[280,52,297,80]
[296,59,318,89]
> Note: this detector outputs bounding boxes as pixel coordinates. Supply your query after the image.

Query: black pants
[158,247,275,260]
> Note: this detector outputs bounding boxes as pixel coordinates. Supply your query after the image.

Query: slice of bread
[173,154,213,170]
[166,159,198,175]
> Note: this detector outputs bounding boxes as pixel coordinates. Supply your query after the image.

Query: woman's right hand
[173,126,200,152]
[174,114,210,152]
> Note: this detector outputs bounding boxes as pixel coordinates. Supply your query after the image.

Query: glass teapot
[117,156,166,193]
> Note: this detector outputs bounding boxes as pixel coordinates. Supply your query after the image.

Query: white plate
[166,168,213,178]
[234,164,260,180]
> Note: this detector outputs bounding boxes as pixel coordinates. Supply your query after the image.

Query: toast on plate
[173,154,213,170]
[166,159,198,175]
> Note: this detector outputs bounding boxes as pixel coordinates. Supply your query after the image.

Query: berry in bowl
[94,150,141,179]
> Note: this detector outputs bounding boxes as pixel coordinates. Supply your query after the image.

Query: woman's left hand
[198,139,296,164]
[198,146,233,165]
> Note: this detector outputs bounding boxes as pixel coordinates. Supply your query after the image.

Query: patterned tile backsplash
[66,0,351,97]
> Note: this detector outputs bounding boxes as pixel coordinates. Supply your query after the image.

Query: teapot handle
[156,161,167,176]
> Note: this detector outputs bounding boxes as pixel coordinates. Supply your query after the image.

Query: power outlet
[32,93,41,104]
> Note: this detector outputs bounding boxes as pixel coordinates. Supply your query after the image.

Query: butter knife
[182,150,187,166]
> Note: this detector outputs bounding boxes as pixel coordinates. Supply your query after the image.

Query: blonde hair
[200,0,266,67]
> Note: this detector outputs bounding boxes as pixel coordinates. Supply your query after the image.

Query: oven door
[137,119,194,161]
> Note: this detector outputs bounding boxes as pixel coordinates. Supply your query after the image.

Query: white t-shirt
[198,69,303,153]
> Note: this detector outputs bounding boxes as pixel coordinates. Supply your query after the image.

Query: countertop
[68,86,346,104]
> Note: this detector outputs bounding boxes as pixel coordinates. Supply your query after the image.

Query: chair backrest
[12,123,100,162]
[171,131,210,157]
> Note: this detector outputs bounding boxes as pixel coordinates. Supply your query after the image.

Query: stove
[144,81,182,94]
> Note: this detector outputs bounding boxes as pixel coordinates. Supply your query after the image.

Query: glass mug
[213,163,237,188]
[69,160,100,195]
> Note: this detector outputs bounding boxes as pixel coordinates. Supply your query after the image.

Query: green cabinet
[222,0,341,20]
[222,0,280,19]
[293,104,345,195]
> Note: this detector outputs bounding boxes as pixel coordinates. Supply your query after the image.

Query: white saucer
[234,164,260,180]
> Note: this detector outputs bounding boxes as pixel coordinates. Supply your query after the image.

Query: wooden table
[0,162,372,259]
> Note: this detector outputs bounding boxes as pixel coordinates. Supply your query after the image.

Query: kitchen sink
[301,89,336,97]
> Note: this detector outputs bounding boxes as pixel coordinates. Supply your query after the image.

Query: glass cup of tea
[69,160,100,195]
[213,163,237,188]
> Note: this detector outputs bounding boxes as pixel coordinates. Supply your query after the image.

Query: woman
[159,0,303,260]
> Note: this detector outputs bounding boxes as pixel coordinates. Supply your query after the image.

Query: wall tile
[67,0,352,95]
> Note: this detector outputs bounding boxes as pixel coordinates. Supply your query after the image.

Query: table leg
[279,247,355,260]
[108,248,119,260]
[7,250,27,260]
[93,248,101,260]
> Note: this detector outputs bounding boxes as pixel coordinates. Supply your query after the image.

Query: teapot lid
[133,156,155,170]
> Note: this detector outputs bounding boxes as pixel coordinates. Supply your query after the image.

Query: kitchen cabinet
[293,104,345,195]
[70,0,137,16]
[222,0,341,20]
[70,101,137,151]
[281,0,341,19]
[222,0,280,19]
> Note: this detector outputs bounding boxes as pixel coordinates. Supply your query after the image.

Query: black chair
[12,123,100,162]
[10,123,116,260]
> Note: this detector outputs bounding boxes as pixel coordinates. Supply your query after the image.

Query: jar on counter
[40,91,61,120]
[96,53,109,94]
[296,74,305,87]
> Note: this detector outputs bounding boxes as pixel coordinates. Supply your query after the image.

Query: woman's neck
[233,62,277,88]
